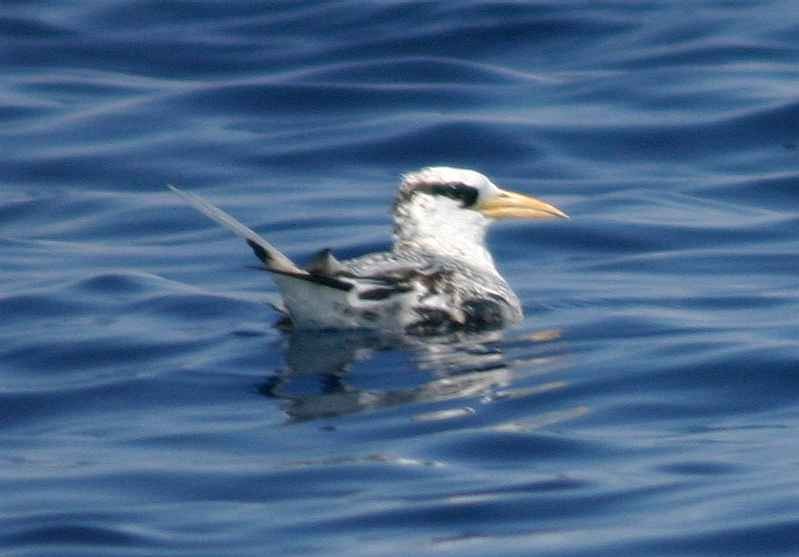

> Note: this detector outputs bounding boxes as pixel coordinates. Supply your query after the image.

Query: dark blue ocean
[3,2,799,555]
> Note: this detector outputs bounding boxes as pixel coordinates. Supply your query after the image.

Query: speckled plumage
[337,249,521,332]
[170,167,566,334]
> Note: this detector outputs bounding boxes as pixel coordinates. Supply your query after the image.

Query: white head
[393,167,567,270]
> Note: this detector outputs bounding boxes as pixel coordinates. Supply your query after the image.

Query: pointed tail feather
[168,185,301,274]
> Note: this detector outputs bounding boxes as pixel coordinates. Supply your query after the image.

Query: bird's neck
[392,196,497,272]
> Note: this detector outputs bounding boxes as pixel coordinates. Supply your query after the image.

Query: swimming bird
[169,167,567,334]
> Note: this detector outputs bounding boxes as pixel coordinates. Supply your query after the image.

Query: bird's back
[334,248,522,334]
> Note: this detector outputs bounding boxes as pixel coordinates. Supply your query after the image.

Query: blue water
[3,1,799,555]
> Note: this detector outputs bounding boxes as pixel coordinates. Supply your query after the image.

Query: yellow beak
[478,188,569,220]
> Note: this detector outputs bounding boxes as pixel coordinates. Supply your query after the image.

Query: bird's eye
[429,183,479,208]
[456,184,480,207]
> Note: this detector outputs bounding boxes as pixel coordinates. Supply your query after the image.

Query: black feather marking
[433,183,479,207]
[250,249,354,291]
[358,286,413,301]
[462,299,506,331]
[402,182,480,208]
[405,308,459,335]
[269,268,354,291]
[247,239,271,263]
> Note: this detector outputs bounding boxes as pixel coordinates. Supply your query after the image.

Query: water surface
[3,2,799,556]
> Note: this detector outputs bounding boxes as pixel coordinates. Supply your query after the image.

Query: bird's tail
[168,185,302,275]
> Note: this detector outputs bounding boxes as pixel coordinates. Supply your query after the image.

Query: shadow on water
[259,326,568,423]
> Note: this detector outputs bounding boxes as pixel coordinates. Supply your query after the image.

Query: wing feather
[169,185,301,274]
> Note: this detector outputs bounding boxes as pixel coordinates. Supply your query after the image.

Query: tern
[169,167,567,334]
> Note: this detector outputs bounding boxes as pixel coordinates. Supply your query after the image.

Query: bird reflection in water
[259,327,567,423]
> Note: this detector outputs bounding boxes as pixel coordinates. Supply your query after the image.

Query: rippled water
[3,2,799,555]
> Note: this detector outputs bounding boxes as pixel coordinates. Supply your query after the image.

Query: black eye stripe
[422,182,479,207]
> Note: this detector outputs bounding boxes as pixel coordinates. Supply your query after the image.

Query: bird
[169,167,567,334]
